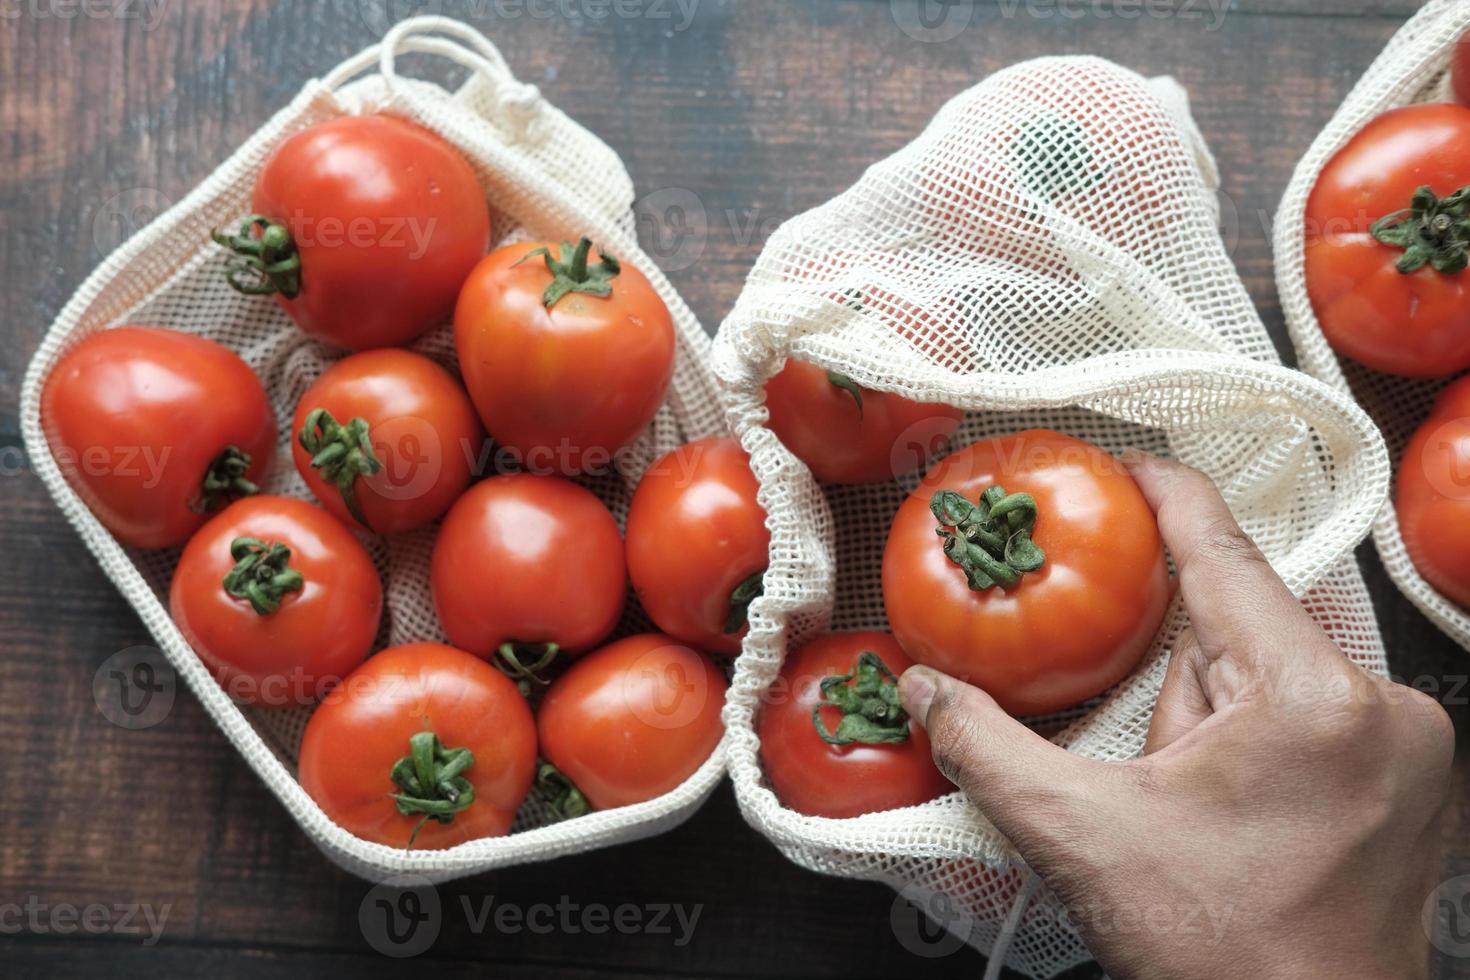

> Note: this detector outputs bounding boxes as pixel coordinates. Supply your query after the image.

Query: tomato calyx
[931,486,1046,591]
[211,214,302,298]
[1013,116,1108,204]
[535,762,590,821]
[493,642,562,695]
[515,237,622,309]
[193,445,260,513]
[826,371,865,418]
[812,651,911,746]
[298,408,382,530]
[389,731,477,849]
[221,536,305,615]
[724,570,765,635]
[1370,184,1470,275]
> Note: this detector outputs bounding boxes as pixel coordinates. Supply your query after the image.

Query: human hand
[898,452,1454,980]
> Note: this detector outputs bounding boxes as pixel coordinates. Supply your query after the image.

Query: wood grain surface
[2,1,1466,977]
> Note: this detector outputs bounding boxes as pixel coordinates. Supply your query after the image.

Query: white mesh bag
[1276,0,1470,651]
[714,58,1391,978]
[19,17,727,883]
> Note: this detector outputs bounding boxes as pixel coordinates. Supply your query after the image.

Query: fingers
[1144,628,1214,754]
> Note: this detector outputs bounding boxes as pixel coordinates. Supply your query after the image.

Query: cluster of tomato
[1306,41,1470,611]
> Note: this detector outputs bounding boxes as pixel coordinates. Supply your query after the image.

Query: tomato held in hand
[454,238,675,475]
[537,633,727,813]
[758,631,952,819]
[213,114,490,350]
[1397,375,1470,607]
[626,437,770,655]
[883,430,1169,716]
[764,359,963,484]
[41,326,276,549]
[299,643,537,848]
[1305,104,1470,377]
[291,349,483,534]
[170,496,382,706]
[431,473,625,677]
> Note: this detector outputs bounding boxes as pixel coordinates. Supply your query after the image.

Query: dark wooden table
[4,2,1467,977]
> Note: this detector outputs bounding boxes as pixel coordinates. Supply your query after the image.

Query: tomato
[757,631,951,819]
[1453,34,1470,108]
[882,430,1169,716]
[1397,375,1470,607]
[1304,103,1470,377]
[41,326,276,549]
[298,643,537,848]
[625,437,770,655]
[431,473,625,676]
[169,496,382,706]
[213,114,490,351]
[291,349,483,534]
[537,633,726,812]
[763,359,963,484]
[454,238,675,475]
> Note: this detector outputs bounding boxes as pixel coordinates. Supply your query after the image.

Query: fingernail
[899,667,937,727]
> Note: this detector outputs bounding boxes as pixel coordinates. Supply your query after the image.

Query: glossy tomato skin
[453,241,675,475]
[625,437,770,655]
[169,496,382,707]
[1398,376,1470,607]
[41,326,276,549]
[764,360,963,484]
[538,633,726,810]
[431,473,625,658]
[882,430,1169,717]
[291,350,483,534]
[253,114,490,350]
[1305,104,1470,377]
[757,631,952,819]
[299,643,537,848]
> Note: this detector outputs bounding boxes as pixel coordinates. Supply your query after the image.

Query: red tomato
[170,496,382,707]
[1398,375,1470,607]
[431,473,625,673]
[1453,35,1470,107]
[1304,103,1470,377]
[882,430,1169,716]
[757,631,952,819]
[299,643,537,848]
[291,349,483,534]
[763,359,963,484]
[538,633,726,812]
[625,437,770,655]
[454,238,676,475]
[214,114,490,350]
[41,326,275,549]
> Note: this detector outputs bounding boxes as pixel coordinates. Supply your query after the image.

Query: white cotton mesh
[18,18,729,882]
[1276,0,1470,653]
[712,58,1392,978]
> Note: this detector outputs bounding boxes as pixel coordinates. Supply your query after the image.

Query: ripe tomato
[454,238,675,475]
[291,349,483,534]
[1304,103,1470,377]
[1453,34,1470,107]
[299,643,537,848]
[1398,375,1470,607]
[170,495,382,707]
[625,437,770,655]
[431,473,625,676]
[882,430,1169,716]
[213,114,490,350]
[41,326,275,549]
[763,359,963,484]
[537,633,726,812]
[757,631,952,819]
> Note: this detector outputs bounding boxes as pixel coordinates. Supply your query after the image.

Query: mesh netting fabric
[712,58,1391,977]
[1276,0,1470,652]
[19,18,729,883]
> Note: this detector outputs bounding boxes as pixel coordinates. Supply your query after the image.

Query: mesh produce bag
[19,17,727,883]
[713,58,1391,977]
[1276,0,1470,651]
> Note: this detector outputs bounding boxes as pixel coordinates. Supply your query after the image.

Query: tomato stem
[389,731,476,850]
[1370,185,1470,274]
[812,651,911,745]
[931,485,1046,592]
[211,214,302,298]
[192,445,259,513]
[514,237,622,309]
[723,570,765,635]
[221,537,304,615]
[298,408,382,531]
[493,641,562,695]
[536,762,590,821]
[826,371,865,419]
